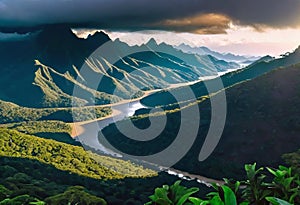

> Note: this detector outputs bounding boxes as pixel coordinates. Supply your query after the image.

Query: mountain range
[102,47,300,179]
[0,24,241,108]
[2,24,300,178]
[175,43,260,63]
[1,23,300,204]
[141,46,300,107]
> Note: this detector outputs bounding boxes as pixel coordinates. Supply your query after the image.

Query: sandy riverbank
[68,79,204,138]
[69,109,122,138]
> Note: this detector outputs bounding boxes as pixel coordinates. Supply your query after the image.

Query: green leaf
[149,195,158,201]
[221,185,237,205]
[282,177,294,189]
[266,197,293,205]
[170,181,184,202]
[239,202,250,205]
[245,163,263,180]
[155,188,169,199]
[156,198,173,205]
[211,182,219,190]
[234,181,241,193]
[267,167,278,177]
[176,188,199,205]
[188,197,204,205]
[163,185,170,190]
[29,202,46,205]
[206,192,218,197]
[209,195,224,205]
[278,165,289,172]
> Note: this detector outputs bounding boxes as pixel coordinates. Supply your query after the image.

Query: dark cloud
[0,0,299,33]
[204,0,300,28]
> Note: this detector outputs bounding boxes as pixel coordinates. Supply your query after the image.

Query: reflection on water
[115,101,147,119]
[76,100,146,156]
[76,70,235,184]
[76,69,239,156]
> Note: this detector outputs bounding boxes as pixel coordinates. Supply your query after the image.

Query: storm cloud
[0,0,299,33]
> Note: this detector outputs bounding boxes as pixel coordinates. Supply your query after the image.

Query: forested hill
[141,46,300,107]
[102,63,300,179]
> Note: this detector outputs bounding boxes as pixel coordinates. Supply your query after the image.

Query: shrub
[146,163,299,205]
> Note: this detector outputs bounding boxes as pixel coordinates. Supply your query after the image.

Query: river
[72,72,236,185]
[75,100,147,157]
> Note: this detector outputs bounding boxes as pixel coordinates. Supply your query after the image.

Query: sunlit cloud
[156,13,231,34]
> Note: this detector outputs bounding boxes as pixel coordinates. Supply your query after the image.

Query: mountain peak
[87,30,110,42]
[32,24,112,73]
[146,38,158,47]
[36,24,78,42]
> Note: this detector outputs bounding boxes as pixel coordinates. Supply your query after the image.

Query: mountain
[175,43,260,63]
[102,62,300,179]
[141,46,300,107]
[0,25,112,107]
[144,38,240,72]
[251,55,275,64]
[0,25,240,108]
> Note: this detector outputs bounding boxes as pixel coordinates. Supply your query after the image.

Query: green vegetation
[34,60,122,107]
[142,48,300,107]
[71,106,112,122]
[0,100,112,123]
[146,181,199,205]
[0,128,157,180]
[0,194,46,205]
[105,63,300,180]
[0,184,107,205]
[146,164,300,205]
[1,158,299,204]
[44,186,107,205]
[0,25,242,108]
[0,121,71,135]
[0,156,173,204]
[283,149,300,174]
[0,121,79,145]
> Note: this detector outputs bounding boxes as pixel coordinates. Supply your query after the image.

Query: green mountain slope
[0,120,80,146]
[102,63,300,179]
[0,25,240,108]
[141,46,300,107]
[0,99,111,124]
[0,128,157,180]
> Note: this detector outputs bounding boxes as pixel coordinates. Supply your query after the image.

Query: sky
[0,0,300,56]
[74,26,300,56]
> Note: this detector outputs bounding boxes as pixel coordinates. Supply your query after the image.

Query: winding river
[74,100,147,157]
[71,70,240,185]
[72,94,224,185]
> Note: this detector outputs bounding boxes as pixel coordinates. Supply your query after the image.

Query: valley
[101,61,300,180]
[1,24,300,204]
